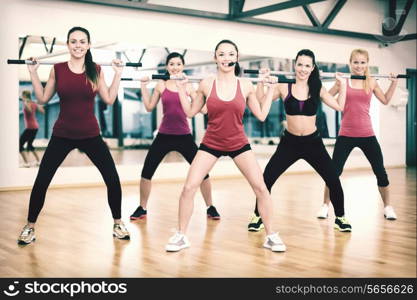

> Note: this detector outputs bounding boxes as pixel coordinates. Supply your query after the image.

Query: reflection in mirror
[17,35,378,167]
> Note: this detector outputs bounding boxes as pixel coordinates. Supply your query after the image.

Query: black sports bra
[283,83,318,116]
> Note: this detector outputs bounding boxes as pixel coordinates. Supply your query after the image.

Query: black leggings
[27,135,121,223]
[255,130,345,217]
[141,133,209,180]
[20,129,38,151]
[332,136,389,187]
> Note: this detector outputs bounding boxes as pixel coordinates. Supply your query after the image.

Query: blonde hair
[22,90,32,99]
[350,49,371,93]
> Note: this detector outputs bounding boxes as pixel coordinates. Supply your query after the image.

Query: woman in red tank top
[17,27,130,245]
[130,52,220,221]
[319,48,399,221]
[19,90,44,167]
[165,40,286,253]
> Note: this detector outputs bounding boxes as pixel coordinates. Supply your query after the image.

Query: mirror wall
[17,35,379,167]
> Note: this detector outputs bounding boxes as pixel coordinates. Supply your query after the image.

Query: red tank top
[339,79,374,137]
[23,102,39,129]
[202,78,249,151]
[53,62,100,139]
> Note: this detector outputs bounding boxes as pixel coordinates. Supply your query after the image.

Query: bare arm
[255,68,280,102]
[23,100,32,113]
[176,76,206,118]
[320,73,347,111]
[200,104,208,114]
[97,59,123,105]
[256,81,281,104]
[37,104,45,114]
[140,78,162,112]
[246,77,277,122]
[372,75,398,105]
[187,83,207,114]
[328,82,339,96]
[27,59,56,105]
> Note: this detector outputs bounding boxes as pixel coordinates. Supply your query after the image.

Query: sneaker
[334,216,352,232]
[263,233,286,252]
[384,206,397,220]
[248,213,264,232]
[165,232,190,252]
[316,204,329,219]
[207,205,220,220]
[17,224,36,245]
[113,222,130,240]
[130,206,147,220]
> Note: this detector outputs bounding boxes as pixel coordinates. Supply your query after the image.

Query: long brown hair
[295,49,322,100]
[350,49,371,93]
[67,26,98,89]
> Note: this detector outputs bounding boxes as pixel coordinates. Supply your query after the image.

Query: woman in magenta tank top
[19,90,44,167]
[319,48,399,220]
[130,52,220,221]
[164,40,285,253]
[17,27,130,245]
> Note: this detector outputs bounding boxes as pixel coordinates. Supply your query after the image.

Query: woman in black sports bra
[248,49,352,235]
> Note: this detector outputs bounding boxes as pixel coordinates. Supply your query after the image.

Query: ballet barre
[7,59,142,67]
[243,69,409,79]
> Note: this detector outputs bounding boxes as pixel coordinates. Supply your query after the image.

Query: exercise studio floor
[0,167,415,278]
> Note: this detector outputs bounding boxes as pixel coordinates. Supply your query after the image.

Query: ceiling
[66,0,416,43]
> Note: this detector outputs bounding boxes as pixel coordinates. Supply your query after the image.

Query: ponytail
[234,61,241,76]
[85,49,98,89]
[308,65,322,100]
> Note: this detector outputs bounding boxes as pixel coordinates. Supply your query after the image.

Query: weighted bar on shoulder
[7,59,142,67]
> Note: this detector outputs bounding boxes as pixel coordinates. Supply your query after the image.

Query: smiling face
[166,56,184,76]
[350,53,369,76]
[214,42,238,73]
[67,30,90,59]
[294,55,314,81]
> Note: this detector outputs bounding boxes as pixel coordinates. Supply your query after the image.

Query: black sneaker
[130,206,147,220]
[248,213,264,231]
[334,216,352,232]
[207,205,220,220]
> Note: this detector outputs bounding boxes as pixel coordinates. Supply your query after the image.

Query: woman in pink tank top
[17,27,130,245]
[319,48,399,221]
[164,40,286,253]
[19,90,44,167]
[130,52,220,221]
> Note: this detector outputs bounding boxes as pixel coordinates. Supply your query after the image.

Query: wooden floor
[19,147,273,167]
[0,167,415,278]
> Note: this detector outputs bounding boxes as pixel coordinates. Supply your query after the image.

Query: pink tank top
[339,80,375,137]
[53,62,101,139]
[158,88,191,135]
[23,102,39,129]
[202,79,249,151]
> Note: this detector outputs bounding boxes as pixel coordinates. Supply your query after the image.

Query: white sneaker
[316,204,329,219]
[384,206,397,220]
[113,221,130,240]
[18,224,36,245]
[263,233,286,252]
[165,232,190,252]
